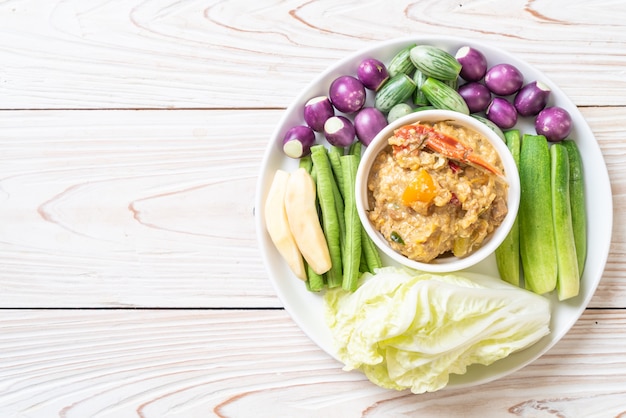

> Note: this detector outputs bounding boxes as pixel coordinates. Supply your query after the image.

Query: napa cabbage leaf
[324,267,551,393]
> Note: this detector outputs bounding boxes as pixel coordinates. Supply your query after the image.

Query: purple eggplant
[535,106,572,142]
[354,107,388,146]
[324,115,356,147]
[329,75,366,113]
[357,58,389,91]
[458,82,492,113]
[455,46,488,82]
[486,97,518,129]
[282,125,316,158]
[485,63,524,96]
[303,96,335,132]
[514,81,551,117]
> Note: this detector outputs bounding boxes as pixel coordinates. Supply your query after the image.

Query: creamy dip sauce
[367,120,508,263]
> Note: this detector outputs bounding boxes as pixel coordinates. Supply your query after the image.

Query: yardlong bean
[340,154,362,292]
[310,145,343,288]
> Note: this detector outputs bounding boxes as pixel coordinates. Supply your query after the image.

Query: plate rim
[254,35,614,391]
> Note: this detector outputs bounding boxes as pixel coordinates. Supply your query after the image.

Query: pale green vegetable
[324,267,551,394]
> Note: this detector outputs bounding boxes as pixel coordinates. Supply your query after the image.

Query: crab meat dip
[366,120,508,263]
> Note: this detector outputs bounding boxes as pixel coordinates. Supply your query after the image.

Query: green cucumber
[444,77,459,91]
[562,139,587,276]
[409,45,462,81]
[387,44,416,77]
[375,73,416,113]
[495,129,521,286]
[412,69,430,106]
[420,77,469,115]
[551,142,580,300]
[519,134,557,295]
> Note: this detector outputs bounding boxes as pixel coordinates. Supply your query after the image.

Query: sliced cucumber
[551,142,580,300]
[519,134,557,295]
[562,139,587,276]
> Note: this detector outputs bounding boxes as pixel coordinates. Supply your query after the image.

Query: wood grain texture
[0,0,625,109]
[0,309,624,418]
[0,109,282,308]
[0,0,625,415]
[580,107,626,309]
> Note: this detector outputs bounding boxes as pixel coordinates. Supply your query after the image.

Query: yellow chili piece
[402,168,437,205]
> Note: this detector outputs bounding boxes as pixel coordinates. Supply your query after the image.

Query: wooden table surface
[1,1,625,417]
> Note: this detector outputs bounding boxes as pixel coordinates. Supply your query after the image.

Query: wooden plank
[0,109,282,308]
[0,309,624,417]
[0,107,623,308]
[0,1,625,109]
[581,107,626,309]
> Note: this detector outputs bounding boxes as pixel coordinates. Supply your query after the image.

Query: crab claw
[394,123,503,177]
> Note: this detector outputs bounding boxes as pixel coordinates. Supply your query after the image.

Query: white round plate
[255,36,613,390]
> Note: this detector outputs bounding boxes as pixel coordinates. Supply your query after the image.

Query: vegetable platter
[255,36,612,390]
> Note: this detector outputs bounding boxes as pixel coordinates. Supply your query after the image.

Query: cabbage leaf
[324,267,551,393]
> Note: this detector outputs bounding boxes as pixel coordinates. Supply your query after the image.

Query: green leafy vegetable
[324,267,551,394]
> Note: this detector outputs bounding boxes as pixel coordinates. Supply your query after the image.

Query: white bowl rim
[355,109,521,273]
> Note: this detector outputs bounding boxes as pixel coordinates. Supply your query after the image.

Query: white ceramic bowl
[355,109,521,273]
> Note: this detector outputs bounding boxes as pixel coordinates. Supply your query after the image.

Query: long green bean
[328,146,345,196]
[349,139,381,273]
[495,129,521,286]
[299,154,313,173]
[361,228,382,272]
[310,145,343,288]
[340,154,362,292]
[332,171,346,252]
[349,140,363,159]
[305,261,326,292]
